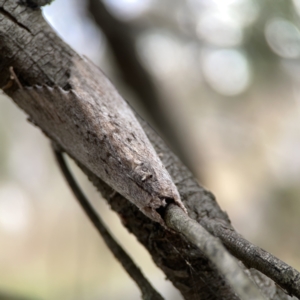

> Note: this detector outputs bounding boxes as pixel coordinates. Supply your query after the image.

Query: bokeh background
[1,0,300,299]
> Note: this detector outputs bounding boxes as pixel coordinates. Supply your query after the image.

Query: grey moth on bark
[13,57,187,225]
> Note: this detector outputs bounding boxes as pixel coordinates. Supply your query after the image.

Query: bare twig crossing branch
[204,219,300,299]
[165,205,266,300]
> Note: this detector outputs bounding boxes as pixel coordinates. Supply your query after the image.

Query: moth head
[130,159,187,222]
[132,160,155,183]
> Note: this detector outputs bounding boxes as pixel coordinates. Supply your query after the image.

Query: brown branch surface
[55,146,264,300]
[79,163,241,300]
[0,1,299,299]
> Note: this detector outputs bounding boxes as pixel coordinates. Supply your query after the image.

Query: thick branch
[78,163,242,300]
[136,114,300,299]
[55,142,263,299]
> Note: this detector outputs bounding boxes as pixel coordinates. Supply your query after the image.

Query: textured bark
[78,163,241,300]
[137,115,299,300]
[165,204,265,300]
[0,1,298,299]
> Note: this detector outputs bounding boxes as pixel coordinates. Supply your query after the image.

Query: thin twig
[203,219,300,298]
[165,204,266,300]
[52,148,164,300]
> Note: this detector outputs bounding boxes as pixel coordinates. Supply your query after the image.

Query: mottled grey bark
[0,1,299,299]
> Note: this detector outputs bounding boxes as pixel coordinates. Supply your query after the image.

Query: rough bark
[0,1,299,299]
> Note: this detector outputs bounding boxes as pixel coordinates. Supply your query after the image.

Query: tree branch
[0,3,237,298]
[165,204,266,300]
[203,219,300,299]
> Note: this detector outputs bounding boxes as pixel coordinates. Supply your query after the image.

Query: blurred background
[1,0,300,299]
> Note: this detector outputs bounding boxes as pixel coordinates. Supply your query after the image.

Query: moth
[13,57,187,225]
